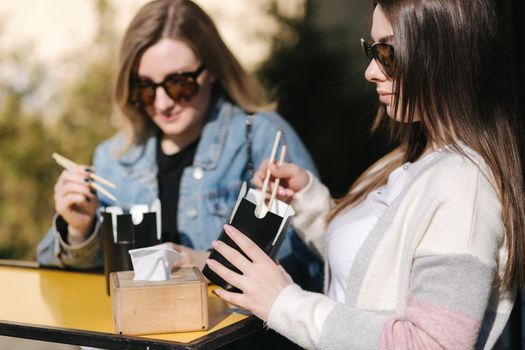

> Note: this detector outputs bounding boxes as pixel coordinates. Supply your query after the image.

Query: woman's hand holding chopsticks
[54,164,99,245]
[251,160,309,204]
[52,152,118,245]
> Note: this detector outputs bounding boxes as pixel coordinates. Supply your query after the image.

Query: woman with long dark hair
[206,0,525,348]
[37,0,321,291]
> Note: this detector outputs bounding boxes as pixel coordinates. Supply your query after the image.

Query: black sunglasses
[360,38,395,76]
[129,64,206,107]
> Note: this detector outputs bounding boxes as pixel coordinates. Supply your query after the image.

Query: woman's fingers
[212,287,247,310]
[55,193,90,212]
[56,169,95,193]
[54,183,95,214]
[268,162,294,178]
[54,162,97,203]
[211,238,252,273]
[163,242,179,251]
[206,258,246,291]
[222,224,271,264]
[58,181,96,199]
[253,159,270,187]
[206,230,294,321]
[166,243,210,270]
[54,168,99,228]
[253,160,286,186]
[167,243,190,266]
[252,160,308,197]
[168,242,186,253]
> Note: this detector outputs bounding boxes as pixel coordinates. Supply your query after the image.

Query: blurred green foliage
[0,0,117,260]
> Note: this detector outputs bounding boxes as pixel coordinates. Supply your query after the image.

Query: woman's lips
[159,111,180,122]
[377,91,393,105]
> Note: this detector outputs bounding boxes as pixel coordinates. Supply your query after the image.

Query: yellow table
[0,260,261,349]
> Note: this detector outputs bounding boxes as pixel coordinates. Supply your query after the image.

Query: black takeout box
[101,203,161,294]
[202,182,295,292]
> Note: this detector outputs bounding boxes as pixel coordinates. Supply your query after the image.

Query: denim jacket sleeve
[36,214,103,269]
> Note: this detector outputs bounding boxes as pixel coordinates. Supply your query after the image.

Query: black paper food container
[101,208,161,295]
[202,182,294,293]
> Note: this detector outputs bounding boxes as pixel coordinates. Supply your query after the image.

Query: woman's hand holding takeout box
[206,224,293,322]
[206,130,310,320]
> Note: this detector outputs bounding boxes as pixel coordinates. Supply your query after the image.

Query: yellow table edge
[0,263,257,345]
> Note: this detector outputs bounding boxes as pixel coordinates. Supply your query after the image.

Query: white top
[327,150,440,302]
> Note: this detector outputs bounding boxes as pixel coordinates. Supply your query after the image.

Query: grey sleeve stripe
[319,305,392,350]
[410,254,494,319]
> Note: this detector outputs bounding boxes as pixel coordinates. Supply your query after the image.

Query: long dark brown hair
[328,0,525,291]
[114,0,271,153]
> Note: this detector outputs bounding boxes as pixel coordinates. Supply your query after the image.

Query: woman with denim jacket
[37,0,321,291]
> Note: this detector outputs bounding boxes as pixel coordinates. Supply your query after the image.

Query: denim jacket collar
[193,95,235,170]
[117,95,235,177]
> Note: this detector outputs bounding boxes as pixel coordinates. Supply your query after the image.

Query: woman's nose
[364,59,387,83]
[153,86,174,112]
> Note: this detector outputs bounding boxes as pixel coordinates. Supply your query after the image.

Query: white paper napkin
[128,243,183,281]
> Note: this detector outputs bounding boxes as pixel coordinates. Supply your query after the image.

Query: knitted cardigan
[267,146,515,350]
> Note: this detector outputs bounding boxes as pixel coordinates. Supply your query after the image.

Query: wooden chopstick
[52,152,76,170]
[267,145,286,211]
[52,152,117,202]
[89,182,117,202]
[257,130,282,216]
[52,153,116,188]
[88,172,116,189]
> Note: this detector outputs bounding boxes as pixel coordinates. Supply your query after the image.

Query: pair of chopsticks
[256,130,287,217]
[52,152,117,202]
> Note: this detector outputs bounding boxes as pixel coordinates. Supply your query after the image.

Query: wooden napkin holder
[110,267,208,335]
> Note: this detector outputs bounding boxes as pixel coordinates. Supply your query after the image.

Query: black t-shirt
[156,138,199,244]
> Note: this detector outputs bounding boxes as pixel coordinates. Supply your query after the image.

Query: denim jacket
[37,97,323,289]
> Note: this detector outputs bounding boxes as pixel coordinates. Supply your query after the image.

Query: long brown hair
[114,0,271,153]
[328,0,525,291]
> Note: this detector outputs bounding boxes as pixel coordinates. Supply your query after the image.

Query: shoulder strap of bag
[245,114,254,181]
